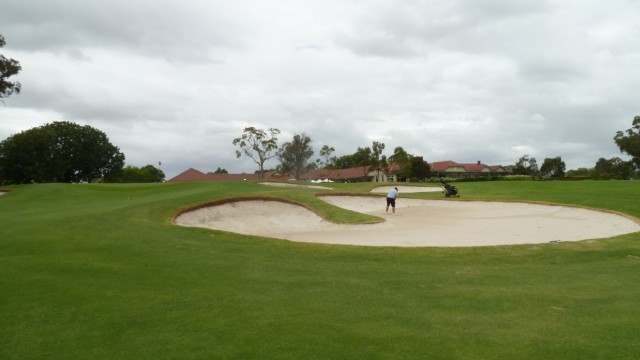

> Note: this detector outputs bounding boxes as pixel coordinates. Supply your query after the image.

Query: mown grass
[1,180,640,359]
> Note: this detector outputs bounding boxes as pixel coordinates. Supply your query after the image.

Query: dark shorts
[386,197,396,207]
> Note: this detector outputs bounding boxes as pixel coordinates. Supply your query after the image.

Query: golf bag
[440,180,459,197]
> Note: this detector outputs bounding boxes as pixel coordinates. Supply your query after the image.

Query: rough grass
[1,180,640,359]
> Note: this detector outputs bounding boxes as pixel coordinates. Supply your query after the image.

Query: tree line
[0,121,164,184]
[232,127,431,181]
[233,119,640,181]
[512,154,638,180]
[510,116,640,181]
[1,118,638,185]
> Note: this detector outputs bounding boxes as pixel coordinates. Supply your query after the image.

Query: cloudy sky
[1,0,639,179]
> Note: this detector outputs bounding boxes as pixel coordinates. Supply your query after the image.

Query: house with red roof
[430,160,509,178]
[300,162,405,183]
[169,163,406,183]
[168,160,508,183]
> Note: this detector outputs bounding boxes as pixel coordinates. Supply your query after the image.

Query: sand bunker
[370,185,442,193]
[175,196,640,247]
[259,182,333,190]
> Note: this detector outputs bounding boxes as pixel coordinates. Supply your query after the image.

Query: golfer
[386,187,399,214]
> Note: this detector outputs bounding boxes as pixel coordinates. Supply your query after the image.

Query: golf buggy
[440,180,459,197]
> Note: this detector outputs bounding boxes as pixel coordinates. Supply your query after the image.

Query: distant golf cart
[440,180,460,197]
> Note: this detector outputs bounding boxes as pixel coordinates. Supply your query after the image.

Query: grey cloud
[334,31,419,58]
[0,0,249,62]
[331,0,553,58]
[1,0,639,179]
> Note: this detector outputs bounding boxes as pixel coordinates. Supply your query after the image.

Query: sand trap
[259,182,333,190]
[175,196,640,247]
[370,185,442,193]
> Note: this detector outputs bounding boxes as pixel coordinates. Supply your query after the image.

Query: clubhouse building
[168,160,509,183]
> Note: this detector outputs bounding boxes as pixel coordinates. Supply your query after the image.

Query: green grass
[2,180,640,359]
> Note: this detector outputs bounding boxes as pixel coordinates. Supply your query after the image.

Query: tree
[540,156,566,178]
[120,164,165,183]
[370,141,386,181]
[380,154,388,176]
[0,121,125,184]
[142,164,165,182]
[316,145,336,169]
[0,35,21,100]
[232,127,280,179]
[594,158,610,178]
[278,133,315,180]
[332,147,373,179]
[213,167,228,174]
[352,146,372,178]
[410,156,431,180]
[593,157,634,179]
[614,116,640,167]
[513,155,539,176]
[388,146,411,165]
[388,146,413,180]
[566,167,593,178]
[333,154,355,169]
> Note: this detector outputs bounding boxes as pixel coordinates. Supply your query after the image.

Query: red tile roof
[429,161,462,172]
[430,160,507,173]
[300,167,369,180]
[167,168,211,182]
[169,160,507,183]
[301,163,405,181]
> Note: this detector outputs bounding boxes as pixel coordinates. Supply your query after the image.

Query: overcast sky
[1,0,639,179]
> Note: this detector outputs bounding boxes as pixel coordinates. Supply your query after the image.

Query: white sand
[258,182,333,190]
[370,185,443,193]
[175,196,640,247]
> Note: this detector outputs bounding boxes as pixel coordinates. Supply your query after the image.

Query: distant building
[300,163,404,183]
[430,160,509,179]
[169,160,509,183]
